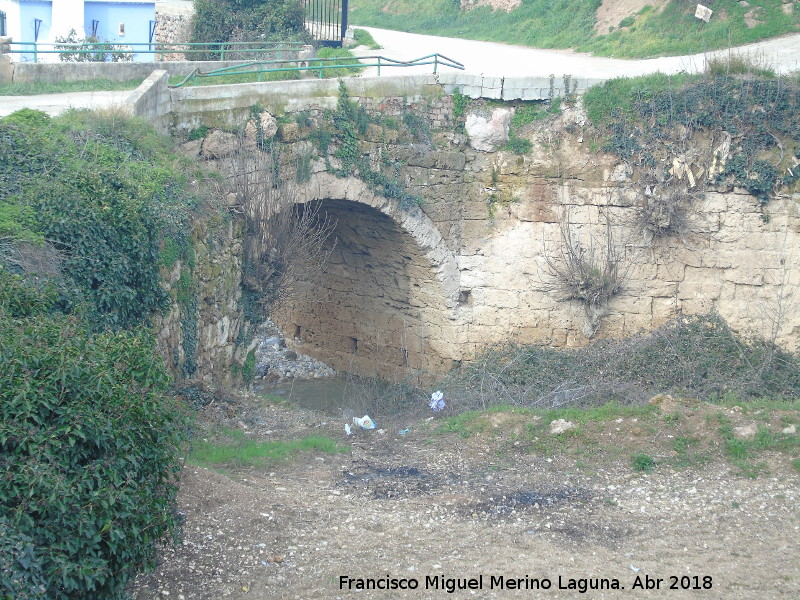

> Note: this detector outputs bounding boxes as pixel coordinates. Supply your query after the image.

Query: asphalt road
[2,28,800,117]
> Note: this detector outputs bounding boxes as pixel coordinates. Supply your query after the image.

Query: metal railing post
[377,56,381,76]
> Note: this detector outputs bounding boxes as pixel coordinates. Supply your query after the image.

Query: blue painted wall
[17,0,51,60]
[19,0,51,43]
[84,1,154,61]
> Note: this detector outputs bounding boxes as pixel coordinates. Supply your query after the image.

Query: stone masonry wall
[154,3,193,60]
[175,82,800,380]
[153,210,250,387]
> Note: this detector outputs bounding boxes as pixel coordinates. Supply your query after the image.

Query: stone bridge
[148,73,800,380]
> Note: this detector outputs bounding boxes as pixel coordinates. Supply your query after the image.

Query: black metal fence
[302,0,348,47]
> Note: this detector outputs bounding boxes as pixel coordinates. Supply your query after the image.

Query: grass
[168,70,300,87]
[349,0,800,59]
[717,414,800,477]
[189,428,349,468]
[432,397,800,478]
[582,71,699,125]
[309,47,365,78]
[0,78,143,96]
[353,28,382,49]
[631,453,656,472]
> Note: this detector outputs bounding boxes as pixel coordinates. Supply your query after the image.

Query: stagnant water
[255,377,350,416]
[254,375,426,421]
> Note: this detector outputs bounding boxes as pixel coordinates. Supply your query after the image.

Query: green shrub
[0,271,188,599]
[242,348,257,384]
[191,0,309,59]
[452,87,469,119]
[631,453,656,472]
[0,109,201,329]
[583,73,800,204]
[504,135,532,154]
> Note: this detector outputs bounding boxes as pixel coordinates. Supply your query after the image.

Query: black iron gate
[302,0,348,47]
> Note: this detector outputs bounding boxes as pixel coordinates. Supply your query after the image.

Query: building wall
[84,1,155,61]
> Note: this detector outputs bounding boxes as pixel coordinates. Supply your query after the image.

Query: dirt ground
[594,0,664,35]
[129,393,800,600]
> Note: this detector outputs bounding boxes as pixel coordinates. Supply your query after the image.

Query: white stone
[465,107,512,152]
[549,419,576,435]
[733,423,758,440]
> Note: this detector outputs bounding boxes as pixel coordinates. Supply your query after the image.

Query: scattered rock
[201,130,238,159]
[734,423,758,440]
[549,419,577,435]
[465,107,512,152]
[782,424,797,435]
[253,318,335,381]
[609,162,633,182]
[648,394,676,411]
[278,122,300,143]
[180,139,202,158]
[244,112,278,149]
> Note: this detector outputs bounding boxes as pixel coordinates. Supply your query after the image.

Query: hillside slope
[349,0,800,58]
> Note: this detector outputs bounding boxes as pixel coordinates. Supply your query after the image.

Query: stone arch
[272,173,462,378]
[294,173,461,304]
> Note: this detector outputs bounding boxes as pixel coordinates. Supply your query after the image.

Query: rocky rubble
[253,319,336,381]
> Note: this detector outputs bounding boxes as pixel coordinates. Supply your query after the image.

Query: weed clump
[442,313,800,411]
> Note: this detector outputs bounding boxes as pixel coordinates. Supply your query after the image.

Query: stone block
[460,85,483,99]
[501,87,524,101]
[480,85,503,100]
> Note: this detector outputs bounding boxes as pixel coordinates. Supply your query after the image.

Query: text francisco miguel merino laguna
[341,574,629,594]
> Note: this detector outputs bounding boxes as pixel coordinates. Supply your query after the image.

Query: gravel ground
[129,394,800,600]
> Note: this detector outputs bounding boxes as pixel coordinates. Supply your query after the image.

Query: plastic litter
[344,423,352,436]
[429,390,446,412]
[353,415,376,430]
[398,428,410,435]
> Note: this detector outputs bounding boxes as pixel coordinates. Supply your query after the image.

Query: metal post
[377,56,380,77]
[33,18,42,62]
[341,0,349,43]
[434,54,438,74]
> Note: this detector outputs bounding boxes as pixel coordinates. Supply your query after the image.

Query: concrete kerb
[128,69,171,133]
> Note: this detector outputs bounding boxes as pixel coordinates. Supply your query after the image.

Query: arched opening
[271,198,458,379]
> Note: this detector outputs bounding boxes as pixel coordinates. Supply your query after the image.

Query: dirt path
[129,396,800,600]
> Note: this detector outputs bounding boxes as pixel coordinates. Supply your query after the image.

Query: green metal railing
[5,41,308,63]
[171,53,465,87]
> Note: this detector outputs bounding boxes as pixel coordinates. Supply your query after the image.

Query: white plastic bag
[429,390,445,412]
[353,415,376,430]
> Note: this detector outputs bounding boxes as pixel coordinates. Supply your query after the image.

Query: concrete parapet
[129,69,171,134]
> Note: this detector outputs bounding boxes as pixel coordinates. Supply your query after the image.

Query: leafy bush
[583,73,800,204]
[0,270,188,599]
[191,0,308,58]
[0,109,199,329]
[54,29,133,62]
